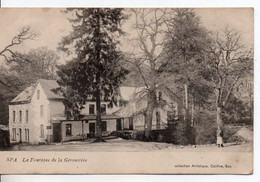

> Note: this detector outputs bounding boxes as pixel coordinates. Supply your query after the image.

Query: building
[114,86,182,131]
[9,79,66,144]
[9,79,180,144]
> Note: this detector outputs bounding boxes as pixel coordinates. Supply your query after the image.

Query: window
[101,121,107,131]
[19,111,22,122]
[89,104,95,114]
[25,129,29,142]
[40,105,44,117]
[66,124,72,136]
[26,110,29,123]
[37,90,40,100]
[129,118,133,130]
[13,111,15,123]
[101,104,106,114]
[40,125,44,137]
[12,128,16,140]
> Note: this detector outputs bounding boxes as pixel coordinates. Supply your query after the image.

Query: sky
[0,8,254,66]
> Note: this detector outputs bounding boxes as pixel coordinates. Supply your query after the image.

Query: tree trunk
[95,10,102,142]
[191,96,194,126]
[215,88,224,146]
[144,91,155,140]
[216,105,223,130]
[96,92,102,141]
[183,84,189,122]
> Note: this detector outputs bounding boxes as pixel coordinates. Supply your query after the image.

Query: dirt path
[10,138,253,152]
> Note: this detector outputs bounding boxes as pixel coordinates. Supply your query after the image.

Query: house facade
[114,86,181,131]
[60,101,124,141]
[9,79,180,144]
[9,79,66,144]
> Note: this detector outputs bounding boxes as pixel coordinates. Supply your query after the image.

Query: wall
[132,90,179,131]
[81,101,121,115]
[61,121,84,141]
[9,103,30,143]
[28,83,50,144]
[49,100,65,117]
[61,119,117,141]
[105,119,117,132]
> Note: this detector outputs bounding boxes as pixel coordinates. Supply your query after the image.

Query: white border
[1,0,259,182]
[0,0,256,8]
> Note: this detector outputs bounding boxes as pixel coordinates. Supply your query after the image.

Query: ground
[9,138,253,152]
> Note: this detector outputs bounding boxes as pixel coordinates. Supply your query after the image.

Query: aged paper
[0,8,254,174]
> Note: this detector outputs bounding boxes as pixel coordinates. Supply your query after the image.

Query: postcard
[0,8,253,174]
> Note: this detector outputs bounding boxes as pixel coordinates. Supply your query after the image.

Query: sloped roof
[38,79,64,100]
[11,85,35,103]
[11,79,64,104]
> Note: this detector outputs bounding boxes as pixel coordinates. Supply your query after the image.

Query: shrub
[133,131,146,141]
[194,120,217,145]
[164,116,196,145]
[0,130,10,149]
[194,114,242,145]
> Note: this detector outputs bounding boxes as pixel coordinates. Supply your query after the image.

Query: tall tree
[57,8,128,141]
[125,8,169,139]
[163,9,212,123]
[200,27,253,139]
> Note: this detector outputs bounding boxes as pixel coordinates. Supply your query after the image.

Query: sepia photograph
[0,7,254,174]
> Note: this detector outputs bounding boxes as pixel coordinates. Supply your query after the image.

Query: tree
[0,47,59,125]
[124,8,170,139]
[0,26,37,87]
[200,27,253,140]
[8,47,59,85]
[163,9,212,124]
[57,8,128,141]
[0,26,37,125]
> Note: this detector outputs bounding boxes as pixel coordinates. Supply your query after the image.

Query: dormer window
[37,90,40,100]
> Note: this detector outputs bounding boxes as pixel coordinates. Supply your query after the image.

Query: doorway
[89,123,96,137]
[116,119,122,131]
[53,123,61,142]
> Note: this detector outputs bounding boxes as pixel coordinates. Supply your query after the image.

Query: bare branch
[0,26,37,62]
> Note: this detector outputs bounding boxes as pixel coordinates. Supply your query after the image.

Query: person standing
[217,128,224,147]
